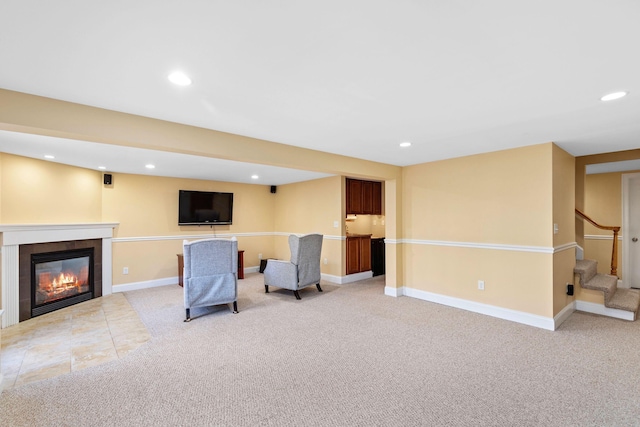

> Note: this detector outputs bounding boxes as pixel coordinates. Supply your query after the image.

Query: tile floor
[0,293,150,391]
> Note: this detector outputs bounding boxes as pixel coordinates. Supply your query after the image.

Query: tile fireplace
[0,223,118,328]
[23,242,100,320]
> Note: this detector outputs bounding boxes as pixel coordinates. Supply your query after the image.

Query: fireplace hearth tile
[15,360,71,387]
[1,293,149,391]
[72,346,118,371]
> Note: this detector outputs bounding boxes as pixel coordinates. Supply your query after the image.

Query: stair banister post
[611,228,619,277]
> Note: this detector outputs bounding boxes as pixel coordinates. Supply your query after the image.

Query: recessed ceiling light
[98,166,106,170]
[168,71,192,86]
[251,175,259,180]
[145,164,156,169]
[600,91,628,101]
[44,154,55,159]
[399,142,412,148]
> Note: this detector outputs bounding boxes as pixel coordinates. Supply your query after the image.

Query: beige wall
[272,176,343,277]
[585,172,623,229]
[401,143,556,317]
[103,173,276,237]
[0,155,353,286]
[103,173,278,285]
[402,144,552,246]
[552,144,576,315]
[383,179,402,288]
[583,172,624,277]
[0,154,102,223]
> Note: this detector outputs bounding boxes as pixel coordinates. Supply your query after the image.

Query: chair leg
[293,290,301,300]
[233,301,238,313]
[265,285,269,293]
[184,308,191,322]
[316,283,323,292]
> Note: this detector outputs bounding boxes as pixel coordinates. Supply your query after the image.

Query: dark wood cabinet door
[362,181,373,214]
[372,181,382,215]
[347,179,363,214]
[360,237,371,271]
[346,178,381,215]
[346,237,361,274]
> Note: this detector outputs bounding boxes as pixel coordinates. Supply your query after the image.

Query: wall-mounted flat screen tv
[178,190,234,225]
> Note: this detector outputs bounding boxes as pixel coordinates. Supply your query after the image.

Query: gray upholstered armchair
[264,233,323,299]
[183,237,238,322]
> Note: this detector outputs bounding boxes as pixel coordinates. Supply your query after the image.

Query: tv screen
[178,190,233,225]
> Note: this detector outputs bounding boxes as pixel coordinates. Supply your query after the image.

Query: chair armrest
[264,260,298,290]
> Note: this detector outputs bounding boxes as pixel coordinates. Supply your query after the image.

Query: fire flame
[52,273,78,288]
[36,266,89,304]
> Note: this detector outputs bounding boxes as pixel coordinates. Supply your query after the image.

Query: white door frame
[621,172,640,289]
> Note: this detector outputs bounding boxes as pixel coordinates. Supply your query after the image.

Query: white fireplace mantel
[0,223,119,328]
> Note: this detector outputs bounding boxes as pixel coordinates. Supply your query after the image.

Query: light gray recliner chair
[264,233,323,299]
[183,237,238,322]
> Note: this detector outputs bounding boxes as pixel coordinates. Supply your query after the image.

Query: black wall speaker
[104,173,112,185]
[270,185,277,194]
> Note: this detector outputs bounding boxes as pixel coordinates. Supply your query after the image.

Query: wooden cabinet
[360,237,371,271]
[346,178,363,214]
[346,235,371,275]
[371,182,382,215]
[362,181,373,214]
[346,178,382,215]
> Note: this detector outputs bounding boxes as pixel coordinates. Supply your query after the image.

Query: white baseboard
[114,266,261,293]
[113,276,177,293]
[386,286,557,330]
[113,268,370,293]
[341,271,373,284]
[385,286,403,297]
[245,266,259,274]
[321,271,373,285]
[575,300,636,321]
[321,273,342,284]
[554,301,576,329]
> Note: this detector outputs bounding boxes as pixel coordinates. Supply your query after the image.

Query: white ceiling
[1,0,639,183]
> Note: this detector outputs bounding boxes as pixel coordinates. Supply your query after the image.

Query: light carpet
[1,273,640,426]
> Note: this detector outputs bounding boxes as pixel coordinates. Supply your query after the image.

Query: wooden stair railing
[575,208,620,277]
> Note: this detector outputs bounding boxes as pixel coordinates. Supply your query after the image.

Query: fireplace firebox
[31,248,94,317]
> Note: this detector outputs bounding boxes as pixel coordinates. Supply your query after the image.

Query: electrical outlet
[478,280,484,290]
[258,253,263,259]
[123,267,129,275]
[324,258,328,265]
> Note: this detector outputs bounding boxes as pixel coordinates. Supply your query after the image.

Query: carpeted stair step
[574,259,598,286]
[581,273,618,301]
[607,288,640,316]
[574,258,640,318]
